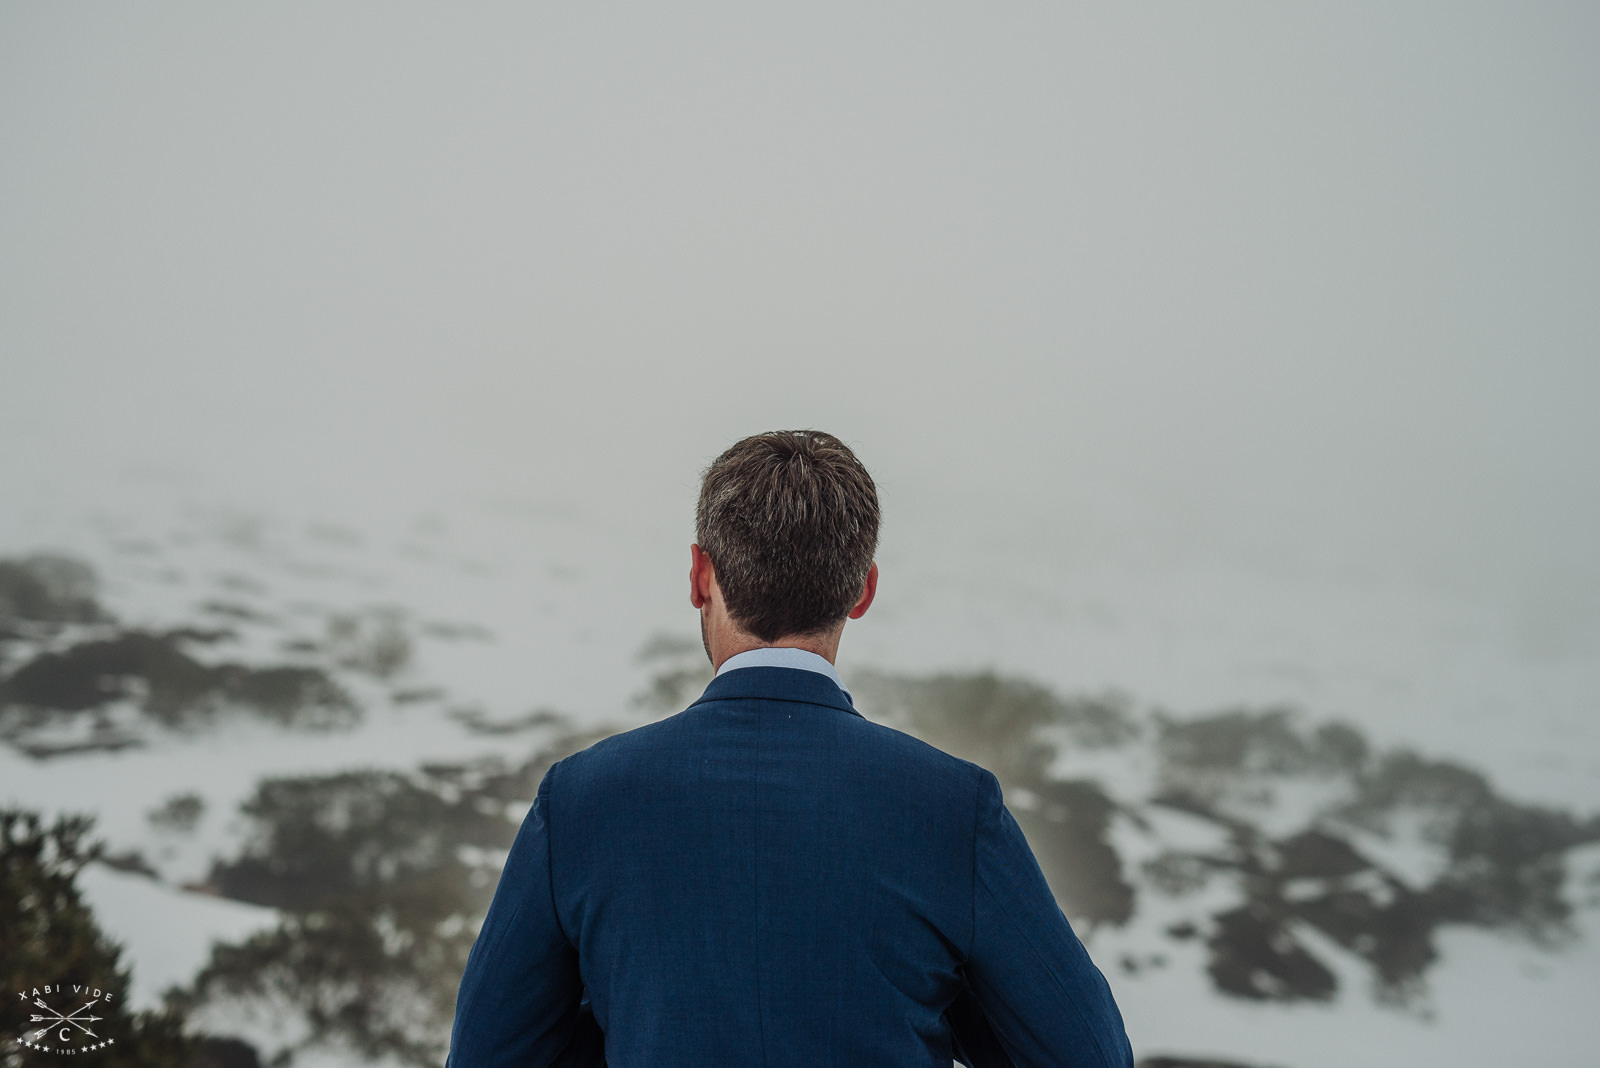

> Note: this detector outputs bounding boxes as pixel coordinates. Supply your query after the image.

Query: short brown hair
[695,430,880,642]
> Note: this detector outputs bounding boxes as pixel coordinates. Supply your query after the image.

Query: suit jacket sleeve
[962,769,1134,1068]
[445,767,603,1067]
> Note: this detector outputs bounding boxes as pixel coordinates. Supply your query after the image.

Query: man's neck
[714,647,853,699]
[705,617,842,673]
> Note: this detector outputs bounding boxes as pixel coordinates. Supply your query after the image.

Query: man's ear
[847,562,878,620]
[689,544,712,610]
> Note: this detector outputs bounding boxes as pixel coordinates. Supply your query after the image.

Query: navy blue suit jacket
[446,666,1132,1067]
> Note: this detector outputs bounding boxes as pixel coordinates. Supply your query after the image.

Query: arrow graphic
[29,996,102,1040]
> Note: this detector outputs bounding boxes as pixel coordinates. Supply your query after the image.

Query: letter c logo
[60,1027,71,1042]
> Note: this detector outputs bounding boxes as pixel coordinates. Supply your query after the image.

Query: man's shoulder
[550,710,698,771]
[549,688,989,794]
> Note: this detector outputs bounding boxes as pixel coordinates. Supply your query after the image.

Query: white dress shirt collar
[715,646,851,699]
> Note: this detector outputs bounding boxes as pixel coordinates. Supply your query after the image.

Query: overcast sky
[3,3,1597,608]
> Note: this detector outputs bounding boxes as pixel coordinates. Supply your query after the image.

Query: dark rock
[149,792,207,833]
[0,629,357,733]
[1275,829,1370,879]
[391,686,446,705]
[189,1035,263,1068]
[1015,778,1135,927]
[1206,904,1338,1001]
[448,705,565,736]
[1,631,216,713]
[99,849,161,879]
[201,601,273,623]
[0,554,106,625]
[420,620,494,642]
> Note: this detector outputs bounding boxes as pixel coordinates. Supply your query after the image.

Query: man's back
[447,665,1132,1067]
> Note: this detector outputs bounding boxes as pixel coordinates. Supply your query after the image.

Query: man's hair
[695,430,880,643]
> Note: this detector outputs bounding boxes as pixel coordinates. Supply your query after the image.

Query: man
[446,430,1132,1067]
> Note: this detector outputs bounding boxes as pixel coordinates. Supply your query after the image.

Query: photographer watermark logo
[13,983,117,1056]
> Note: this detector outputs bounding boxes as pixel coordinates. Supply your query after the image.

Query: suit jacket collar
[688,665,862,719]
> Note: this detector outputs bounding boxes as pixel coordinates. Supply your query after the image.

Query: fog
[5,3,1597,597]
[3,6,1599,1064]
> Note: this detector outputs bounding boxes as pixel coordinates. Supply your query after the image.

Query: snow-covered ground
[4,467,1598,1067]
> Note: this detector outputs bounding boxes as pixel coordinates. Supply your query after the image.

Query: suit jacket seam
[968,766,982,963]
[543,760,578,949]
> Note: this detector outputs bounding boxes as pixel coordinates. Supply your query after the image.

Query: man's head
[693,430,879,649]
